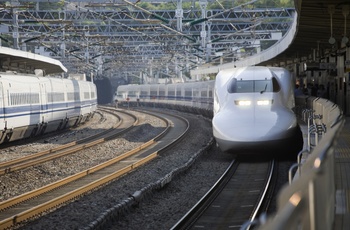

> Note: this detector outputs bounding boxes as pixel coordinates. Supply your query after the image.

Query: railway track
[0,109,189,229]
[0,108,137,175]
[171,159,275,229]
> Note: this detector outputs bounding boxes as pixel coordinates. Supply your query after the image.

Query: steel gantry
[0,0,295,81]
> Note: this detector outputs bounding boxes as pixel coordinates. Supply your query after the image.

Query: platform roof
[261,0,349,65]
[190,0,349,75]
[0,46,67,75]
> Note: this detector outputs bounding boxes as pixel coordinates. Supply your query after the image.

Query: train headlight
[257,100,273,105]
[235,100,251,106]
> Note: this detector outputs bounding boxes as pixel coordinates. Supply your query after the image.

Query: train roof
[0,46,67,75]
[217,66,275,80]
[117,81,215,91]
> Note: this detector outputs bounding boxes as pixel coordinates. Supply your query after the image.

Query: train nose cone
[212,109,293,142]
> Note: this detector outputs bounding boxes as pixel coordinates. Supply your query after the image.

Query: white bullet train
[115,81,214,109]
[212,66,303,154]
[115,66,303,156]
[0,72,97,144]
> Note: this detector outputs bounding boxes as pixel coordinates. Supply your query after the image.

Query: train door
[0,82,4,130]
[39,82,49,123]
[176,85,182,102]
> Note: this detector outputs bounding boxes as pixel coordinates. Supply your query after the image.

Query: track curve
[172,159,275,229]
[0,108,137,175]
[0,109,189,229]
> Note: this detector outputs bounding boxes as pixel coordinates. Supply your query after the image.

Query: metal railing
[256,96,344,230]
[122,94,345,230]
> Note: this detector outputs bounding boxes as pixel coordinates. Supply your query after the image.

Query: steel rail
[170,160,239,230]
[0,110,189,230]
[0,108,137,175]
[241,160,275,230]
[171,159,275,230]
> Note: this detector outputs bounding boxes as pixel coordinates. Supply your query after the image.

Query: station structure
[0,1,350,229]
[1,1,348,114]
[0,0,294,81]
[193,0,350,115]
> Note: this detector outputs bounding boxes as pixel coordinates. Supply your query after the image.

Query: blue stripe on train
[0,100,97,119]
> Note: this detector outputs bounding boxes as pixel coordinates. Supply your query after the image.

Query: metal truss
[0,0,295,79]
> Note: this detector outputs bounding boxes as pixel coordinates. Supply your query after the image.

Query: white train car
[78,79,97,122]
[0,72,97,144]
[116,66,303,156]
[212,66,302,155]
[115,81,215,109]
[0,47,98,144]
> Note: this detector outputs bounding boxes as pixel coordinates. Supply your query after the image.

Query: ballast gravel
[0,109,166,201]
[7,108,233,230]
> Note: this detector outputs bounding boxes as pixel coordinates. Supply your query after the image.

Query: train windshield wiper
[260,84,268,94]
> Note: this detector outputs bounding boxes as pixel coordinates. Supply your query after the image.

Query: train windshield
[227,78,280,93]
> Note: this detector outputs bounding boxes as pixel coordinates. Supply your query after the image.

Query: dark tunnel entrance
[95,77,113,104]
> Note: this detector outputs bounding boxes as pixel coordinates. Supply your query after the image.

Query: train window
[117,91,125,96]
[129,91,137,97]
[227,78,253,93]
[255,80,272,93]
[67,92,80,101]
[176,89,181,97]
[185,90,192,97]
[48,92,64,102]
[84,92,90,99]
[10,93,39,105]
[272,77,281,92]
[228,78,279,93]
[193,90,200,97]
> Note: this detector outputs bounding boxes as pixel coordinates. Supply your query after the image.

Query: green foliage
[157,3,176,10]
[136,2,176,10]
[136,0,294,10]
[253,0,294,8]
[182,2,200,10]
[29,1,291,16]
[260,40,277,50]
[137,3,158,11]
[207,73,217,80]
[20,0,294,12]
[209,0,235,9]
[38,0,65,10]
[183,71,191,79]
[0,34,12,48]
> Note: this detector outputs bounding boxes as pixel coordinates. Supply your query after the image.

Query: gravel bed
[4,108,293,230]
[12,109,230,230]
[0,109,166,202]
[0,111,112,162]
